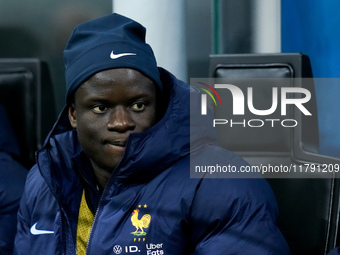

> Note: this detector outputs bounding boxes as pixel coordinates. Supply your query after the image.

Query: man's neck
[92,165,111,193]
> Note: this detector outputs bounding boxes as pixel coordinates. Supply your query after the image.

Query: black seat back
[209,53,340,255]
[0,59,56,168]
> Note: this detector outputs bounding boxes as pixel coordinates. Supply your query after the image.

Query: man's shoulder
[190,144,250,175]
[165,144,272,200]
[25,165,49,197]
[187,144,276,204]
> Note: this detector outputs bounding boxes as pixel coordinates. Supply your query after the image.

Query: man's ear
[68,104,77,128]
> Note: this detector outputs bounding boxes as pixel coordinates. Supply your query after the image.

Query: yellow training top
[76,190,94,255]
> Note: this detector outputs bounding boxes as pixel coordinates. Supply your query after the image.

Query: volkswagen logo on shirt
[113,245,122,254]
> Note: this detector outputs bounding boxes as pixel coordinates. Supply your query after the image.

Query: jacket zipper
[60,205,77,255]
[85,136,132,255]
[60,209,65,255]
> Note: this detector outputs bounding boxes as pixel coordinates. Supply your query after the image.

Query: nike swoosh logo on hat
[110,51,136,59]
[30,222,54,235]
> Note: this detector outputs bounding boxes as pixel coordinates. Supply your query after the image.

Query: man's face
[69,68,158,174]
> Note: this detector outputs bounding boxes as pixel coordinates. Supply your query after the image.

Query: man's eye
[92,105,108,113]
[131,102,146,111]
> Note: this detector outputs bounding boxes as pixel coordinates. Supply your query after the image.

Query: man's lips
[104,142,126,154]
[104,140,127,147]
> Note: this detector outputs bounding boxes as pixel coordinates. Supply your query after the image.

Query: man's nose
[107,107,135,132]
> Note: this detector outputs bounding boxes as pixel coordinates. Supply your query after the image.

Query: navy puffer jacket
[14,69,289,255]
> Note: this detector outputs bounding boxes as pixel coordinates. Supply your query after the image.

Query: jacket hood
[0,104,21,158]
[37,68,218,195]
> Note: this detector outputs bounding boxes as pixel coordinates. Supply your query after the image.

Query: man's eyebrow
[81,92,154,105]
[81,96,110,105]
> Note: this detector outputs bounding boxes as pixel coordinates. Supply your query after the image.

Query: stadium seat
[0,59,56,168]
[208,53,340,255]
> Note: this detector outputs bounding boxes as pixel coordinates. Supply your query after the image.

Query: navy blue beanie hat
[64,13,162,104]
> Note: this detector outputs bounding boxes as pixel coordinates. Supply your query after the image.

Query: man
[14,13,289,254]
[0,104,27,255]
